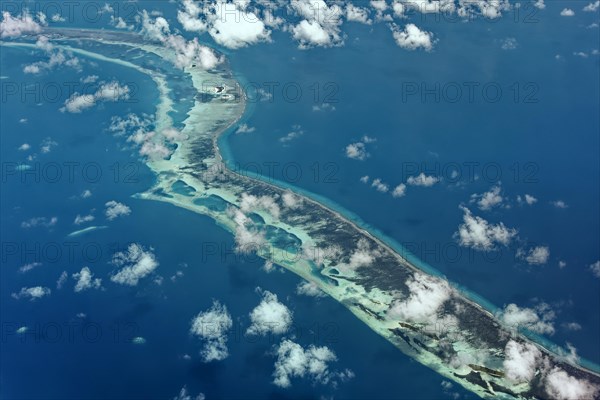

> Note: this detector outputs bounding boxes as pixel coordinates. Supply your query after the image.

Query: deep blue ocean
[1,1,599,399]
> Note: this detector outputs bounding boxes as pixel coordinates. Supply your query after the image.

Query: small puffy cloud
[551,200,568,209]
[524,194,537,205]
[470,184,504,210]
[105,200,131,220]
[583,1,600,12]
[371,178,389,193]
[296,280,326,298]
[18,143,30,151]
[503,340,542,383]
[544,367,598,400]
[562,322,582,331]
[208,7,271,49]
[345,135,376,160]
[388,273,453,324]
[74,214,94,225]
[81,190,92,199]
[21,216,58,229]
[455,207,517,251]
[407,172,439,187]
[110,244,159,286]
[240,193,281,219]
[229,208,267,253]
[72,266,102,292]
[534,0,546,9]
[280,125,304,144]
[247,289,293,335]
[19,262,42,273]
[346,4,372,24]
[190,300,233,362]
[345,142,368,160]
[173,386,205,400]
[390,23,435,51]
[61,81,130,113]
[0,11,43,38]
[558,260,567,269]
[501,37,518,50]
[498,303,555,335]
[289,0,344,49]
[12,286,51,300]
[272,339,352,388]
[560,8,575,16]
[517,245,550,265]
[40,137,58,154]
[589,261,600,278]
[161,127,187,142]
[57,271,68,289]
[236,123,255,134]
[282,191,302,210]
[360,175,370,184]
[392,183,407,198]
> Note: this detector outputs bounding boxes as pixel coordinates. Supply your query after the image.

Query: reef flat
[8,28,599,399]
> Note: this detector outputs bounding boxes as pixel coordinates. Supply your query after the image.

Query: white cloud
[105,200,131,220]
[0,11,43,38]
[498,303,555,335]
[583,1,600,12]
[533,0,546,10]
[161,127,188,142]
[229,208,267,253]
[280,125,304,144]
[12,286,51,300]
[558,260,567,269]
[173,386,205,400]
[61,81,130,113]
[388,273,453,324]
[272,339,352,388]
[57,271,68,289]
[240,193,281,220]
[407,172,439,187]
[345,142,368,160]
[190,300,233,362]
[110,243,159,286]
[360,175,370,184]
[390,23,435,51]
[247,289,293,335]
[289,0,345,48]
[503,340,542,383]
[282,191,303,209]
[517,245,550,265]
[392,183,407,198]
[72,266,102,292]
[18,143,30,151]
[140,10,222,70]
[74,214,95,225]
[470,184,504,210]
[501,37,518,50]
[21,216,58,229]
[19,262,42,273]
[562,322,582,331]
[455,207,517,251]
[560,8,575,16]
[544,367,598,400]
[81,190,92,199]
[371,178,389,193]
[236,123,255,134]
[40,137,58,154]
[208,5,271,49]
[551,200,568,209]
[524,194,537,205]
[346,4,372,24]
[296,280,326,297]
[23,36,81,75]
[590,261,600,278]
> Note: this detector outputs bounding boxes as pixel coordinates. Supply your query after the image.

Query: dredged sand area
[6,28,599,399]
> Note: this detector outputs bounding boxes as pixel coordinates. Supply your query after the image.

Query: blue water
[1,1,599,399]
